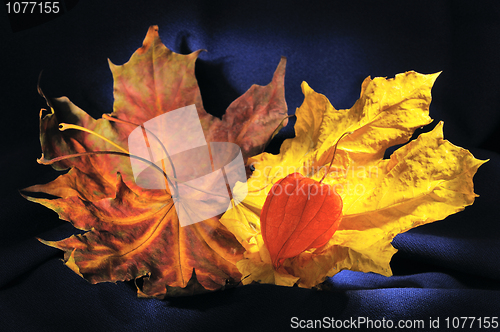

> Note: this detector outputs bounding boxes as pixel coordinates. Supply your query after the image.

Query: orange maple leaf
[23,26,288,298]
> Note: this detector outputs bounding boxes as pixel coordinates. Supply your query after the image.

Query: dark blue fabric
[1,1,500,331]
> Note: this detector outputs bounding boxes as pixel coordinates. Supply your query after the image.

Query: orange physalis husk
[261,172,343,270]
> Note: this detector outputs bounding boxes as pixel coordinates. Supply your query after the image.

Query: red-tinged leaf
[260,173,343,269]
[30,26,288,198]
[24,26,289,297]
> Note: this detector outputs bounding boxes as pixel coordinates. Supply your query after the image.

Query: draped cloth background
[1,1,499,331]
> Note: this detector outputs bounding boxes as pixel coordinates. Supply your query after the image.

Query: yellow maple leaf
[221,71,487,288]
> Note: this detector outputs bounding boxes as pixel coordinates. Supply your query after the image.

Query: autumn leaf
[22,26,289,298]
[220,72,487,288]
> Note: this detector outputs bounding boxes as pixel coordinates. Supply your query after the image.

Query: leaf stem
[59,123,129,154]
[319,131,352,184]
[38,151,230,199]
[103,114,179,193]
[59,121,177,194]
